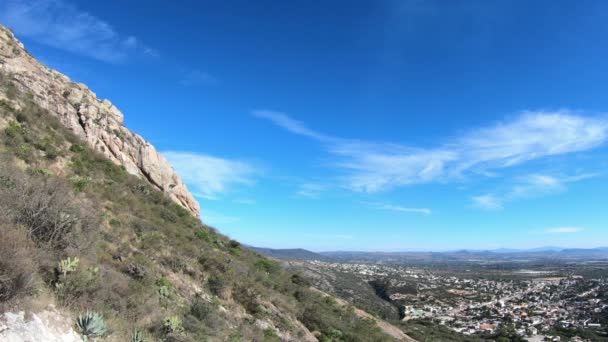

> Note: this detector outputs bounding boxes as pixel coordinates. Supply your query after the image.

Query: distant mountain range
[249,246,331,261]
[251,246,608,263]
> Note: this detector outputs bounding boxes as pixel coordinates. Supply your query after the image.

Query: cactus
[59,256,79,277]
[76,310,107,340]
[131,329,146,342]
[163,315,183,334]
[156,277,172,305]
[158,285,170,298]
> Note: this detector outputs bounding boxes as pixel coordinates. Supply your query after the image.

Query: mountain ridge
[0,25,200,216]
[249,246,331,261]
[251,246,608,264]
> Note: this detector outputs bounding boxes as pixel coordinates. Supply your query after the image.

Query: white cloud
[509,174,565,198]
[545,227,583,234]
[0,0,155,62]
[455,112,608,171]
[368,202,431,215]
[163,151,257,200]
[254,109,608,192]
[296,183,325,199]
[472,194,503,210]
[473,172,598,210]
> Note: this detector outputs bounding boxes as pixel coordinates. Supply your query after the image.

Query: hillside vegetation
[0,67,407,341]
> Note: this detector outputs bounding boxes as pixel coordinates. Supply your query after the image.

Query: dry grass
[0,163,98,252]
[0,224,38,302]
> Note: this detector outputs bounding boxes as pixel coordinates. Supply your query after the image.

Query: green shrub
[160,256,186,273]
[254,259,280,274]
[263,328,280,341]
[132,183,150,195]
[15,112,27,123]
[156,276,173,303]
[291,273,310,286]
[28,167,52,177]
[70,175,91,192]
[190,298,213,320]
[228,239,242,255]
[16,143,33,161]
[55,266,101,306]
[42,143,59,160]
[233,285,261,315]
[207,275,227,298]
[163,316,183,334]
[4,121,25,141]
[69,143,86,153]
[328,328,344,339]
[140,232,164,249]
[195,229,209,241]
[155,276,173,289]
[159,209,178,223]
[76,311,107,340]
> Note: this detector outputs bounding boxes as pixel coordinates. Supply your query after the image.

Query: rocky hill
[0,25,200,216]
[0,24,414,341]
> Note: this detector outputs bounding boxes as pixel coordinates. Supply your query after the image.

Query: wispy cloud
[368,202,431,215]
[252,110,335,142]
[163,151,257,200]
[179,69,217,87]
[509,174,565,198]
[473,172,598,210]
[296,183,325,199]
[472,194,503,210]
[545,227,583,234]
[0,0,155,63]
[254,109,608,192]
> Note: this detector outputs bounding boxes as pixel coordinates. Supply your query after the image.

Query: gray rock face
[0,25,200,216]
[0,308,82,342]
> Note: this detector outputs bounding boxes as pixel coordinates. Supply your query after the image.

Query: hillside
[249,247,330,261]
[0,24,414,341]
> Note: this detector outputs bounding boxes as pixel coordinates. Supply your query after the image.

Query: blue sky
[2,0,608,251]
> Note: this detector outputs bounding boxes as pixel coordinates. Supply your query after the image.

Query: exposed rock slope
[0,25,200,216]
[0,307,81,342]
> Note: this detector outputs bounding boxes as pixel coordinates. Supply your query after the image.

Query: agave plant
[131,329,146,342]
[76,310,107,341]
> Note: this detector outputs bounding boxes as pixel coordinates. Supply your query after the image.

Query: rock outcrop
[0,25,200,216]
[0,308,81,342]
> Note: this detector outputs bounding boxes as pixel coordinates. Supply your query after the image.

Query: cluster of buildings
[307,261,608,341]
